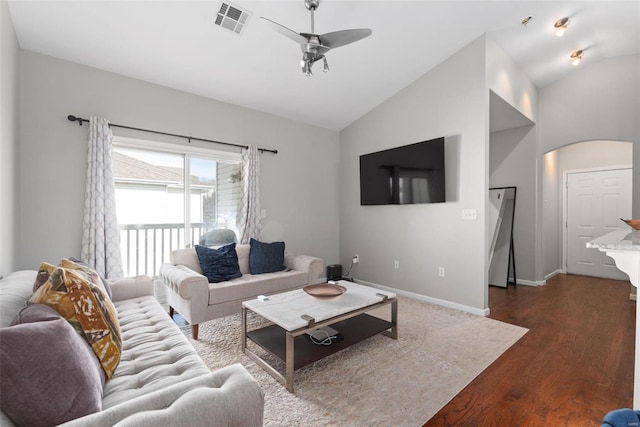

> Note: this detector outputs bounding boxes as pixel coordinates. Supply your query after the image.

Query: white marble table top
[242,281,396,331]
[586,229,640,251]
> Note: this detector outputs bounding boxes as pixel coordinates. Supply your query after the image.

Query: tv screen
[359,137,445,205]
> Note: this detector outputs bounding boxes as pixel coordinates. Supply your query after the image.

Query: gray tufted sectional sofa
[0,270,264,427]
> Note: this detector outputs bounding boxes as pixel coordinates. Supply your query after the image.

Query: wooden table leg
[286,332,294,392]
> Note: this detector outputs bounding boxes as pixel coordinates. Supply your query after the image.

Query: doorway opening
[543,140,633,281]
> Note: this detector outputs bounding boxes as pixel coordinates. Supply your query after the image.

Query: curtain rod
[66,115,278,154]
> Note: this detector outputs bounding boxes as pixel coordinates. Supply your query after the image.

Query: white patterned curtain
[238,145,261,243]
[80,116,123,279]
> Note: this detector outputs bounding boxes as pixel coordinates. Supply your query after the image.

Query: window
[112,137,242,277]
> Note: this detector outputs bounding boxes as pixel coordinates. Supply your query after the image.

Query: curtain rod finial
[67,115,84,126]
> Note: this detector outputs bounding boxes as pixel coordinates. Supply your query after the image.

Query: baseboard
[353,278,490,317]
[544,269,563,281]
[516,278,546,287]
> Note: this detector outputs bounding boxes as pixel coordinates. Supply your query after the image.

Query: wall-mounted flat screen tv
[360,136,445,205]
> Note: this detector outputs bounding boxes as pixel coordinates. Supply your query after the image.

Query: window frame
[112,135,242,251]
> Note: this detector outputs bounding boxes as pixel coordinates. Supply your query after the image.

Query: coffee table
[241,281,397,392]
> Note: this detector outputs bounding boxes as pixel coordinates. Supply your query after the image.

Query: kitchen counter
[588,228,640,408]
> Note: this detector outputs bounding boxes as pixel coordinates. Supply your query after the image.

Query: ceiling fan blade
[319,28,372,49]
[259,17,308,44]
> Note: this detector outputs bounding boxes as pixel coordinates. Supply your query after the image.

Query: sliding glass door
[113,142,241,277]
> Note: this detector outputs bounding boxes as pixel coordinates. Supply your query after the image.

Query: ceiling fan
[260,0,372,76]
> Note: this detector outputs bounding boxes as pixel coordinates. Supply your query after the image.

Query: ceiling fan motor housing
[304,0,319,11]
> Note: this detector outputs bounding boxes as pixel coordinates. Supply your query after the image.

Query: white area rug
[189,297,527,426]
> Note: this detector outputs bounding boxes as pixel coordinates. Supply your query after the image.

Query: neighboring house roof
[113,151,215,187]
[113,151,183,183]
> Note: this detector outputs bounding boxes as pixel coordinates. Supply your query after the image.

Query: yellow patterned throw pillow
[33,262,56,293]
[31,266,122,379]
[60,258,112,298]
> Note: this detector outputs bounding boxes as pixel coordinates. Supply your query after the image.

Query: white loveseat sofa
[0,270,264,427]
[160,245,323,339]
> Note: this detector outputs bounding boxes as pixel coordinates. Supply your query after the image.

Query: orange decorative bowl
[621,218,640,230]
[303,283,346,298]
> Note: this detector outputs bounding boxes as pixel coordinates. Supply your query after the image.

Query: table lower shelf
[245,313,393,371]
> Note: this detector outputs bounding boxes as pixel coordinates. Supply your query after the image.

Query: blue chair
[601,408,640,426]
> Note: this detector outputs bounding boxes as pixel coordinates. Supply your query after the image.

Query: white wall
[538,55,640,217]
[0,0,19,277]
[339,37,489,313]
[17,51,340,271]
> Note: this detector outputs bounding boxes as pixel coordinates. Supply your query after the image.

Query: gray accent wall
[485,39,537,124]
[538,55,640,217]
[556,141,633,172]
[0,0,19,277]
[489,125,537,284]
[17,51,340,271]
[338,35,538,313]
[542,150,560,277]
[538,55,639,282]
[486,38,540,286]
[543,141,633,277]
[339,37,489,311]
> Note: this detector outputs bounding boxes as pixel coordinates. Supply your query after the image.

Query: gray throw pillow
[0,303,104,427]
[249,238,286,274]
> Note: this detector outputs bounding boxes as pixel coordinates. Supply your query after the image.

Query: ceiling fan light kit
[261,0,372,76]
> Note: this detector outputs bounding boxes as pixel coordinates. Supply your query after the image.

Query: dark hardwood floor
[424,274,635,427]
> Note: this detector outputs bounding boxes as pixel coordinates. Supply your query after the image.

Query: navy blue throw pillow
[249,238,286,274]
[195,244,242,283]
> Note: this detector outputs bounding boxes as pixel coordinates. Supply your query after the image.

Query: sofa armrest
[59,364,264,427]
[0,409,16,427]
[108,276,153,302]
[159,263,209,301]
[284,254,324,285]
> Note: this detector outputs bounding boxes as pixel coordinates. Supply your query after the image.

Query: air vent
[215,2,251,35]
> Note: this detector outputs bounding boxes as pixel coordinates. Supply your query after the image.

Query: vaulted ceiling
[8,1,640,131]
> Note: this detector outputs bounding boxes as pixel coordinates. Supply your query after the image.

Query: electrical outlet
[438,266,445,277]
[353,254,359,264]
[461,209,478,220]
[394,260,399,269]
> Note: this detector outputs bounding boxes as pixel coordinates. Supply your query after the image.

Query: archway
[542,140,633,280]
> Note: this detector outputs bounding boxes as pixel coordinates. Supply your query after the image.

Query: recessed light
[554,17,570,37]
[570,49,584,66]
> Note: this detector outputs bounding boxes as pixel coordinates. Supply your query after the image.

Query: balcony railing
[119,222,216,277]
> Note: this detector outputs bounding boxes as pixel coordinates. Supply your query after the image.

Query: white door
[566,168,632,280]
